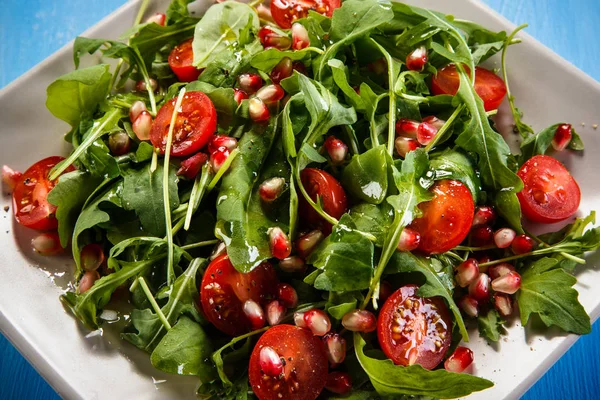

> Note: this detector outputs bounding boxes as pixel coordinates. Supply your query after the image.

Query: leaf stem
[480,247,586,268]
[425,104,465,152]
[501,24,530,138]
[184,163,212,230]
[181,239,220,251]
[207,148,240,192]
[370,39,396,156]
[137,277,171,331]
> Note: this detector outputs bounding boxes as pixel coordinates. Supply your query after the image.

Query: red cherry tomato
[168,39,201,82]
[409,180,474,254]
[377,285,452,370]
[431,64,507,111]
[200,254,277,336]
[12,156,74,231]
[517,155,581,223]
[271,0,341,29]
[299,168,347,234]
[150,91,217,157]
[249,325,328,400]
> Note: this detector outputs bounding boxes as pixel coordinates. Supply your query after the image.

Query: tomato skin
[200,254,277,336]
[12,156,74,231]
[249,325,328,400]
[517,155,581,223]
[168,39,201,82]
[431,64,507,111]
[409,180,474,254]
[299,168,347,234]
[377,285,452,370]
[150,91,217,157]
[271,0,341,29]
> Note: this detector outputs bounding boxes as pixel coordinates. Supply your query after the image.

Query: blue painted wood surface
[0,1,599,399]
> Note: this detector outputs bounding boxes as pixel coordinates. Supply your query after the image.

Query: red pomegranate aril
[491,271,521,294]
[177,152,208,180]
[208,135,238,153]
[81,244,105,271]
[259,177,286,202]
[233,88,248,105]
[292,61,307,75]
[416,122,438,145]
[210,147,230,172]
[325,371,352,395]
[494,293,514,317]
[488,263,515,280]
[552,124,572,151]
[395,118,419,139]
[277,283,298,308]
[249,97,270,122]
[459,295,479,318]
[79,270,100,294]
[256,84,285,104]
[469,273,491,302]
[406,46,428,71]
[135,78,158,93]
[512,234,535,254]
[324,136,348,164]
[422,115,445,130]
[32,232,63,256]
[397,227,421,252]
[473,206,496,227]
[279,256,306,273]
[395,136,419,158]
[268,227,292,260]
[304,309,331,336]
[266,300,286,326]
[270,57,293,84]
[108,131,132,156]
[341,309,377,333]
[238,73,263,94]
[471,225,494,247]
[243,300,266,330]
[259,346,284,377]
[145,12,166,26]
[323,333,347,366]
[258,26,291,50]
[444,346,474,373]
[132,110,152,141]
[2,165,22,190]
[494,227,516,249]
[292,23,310,50]
[294,311,307,328]
[129,100,147,122]
[295,230,324,259]
[256,4,273,23]
[455,258,479,288]
[258,26,276,46]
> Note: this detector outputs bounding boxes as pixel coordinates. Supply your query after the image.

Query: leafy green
[166,0,199,25]
[127,21,196,69]
[349,203,393,247]
[519,123,561,162]
[342,145,389,204]
[478,309,504,342]
[429,149,480,202]
[492,190,524,233]
[251,48,314,72]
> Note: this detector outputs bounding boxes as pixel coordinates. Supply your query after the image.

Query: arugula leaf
[127,21,196,68]
[342,145,389,204]
[429,149,480,202]
[492,190,524,233]
[251,48,314,72]
[478,309,504,342]
[349,203,393,247]
[328,58,366,112]
[166,0,199,25]
[519,123,561,162]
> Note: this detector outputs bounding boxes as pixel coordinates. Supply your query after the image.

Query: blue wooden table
[1,1,599,399]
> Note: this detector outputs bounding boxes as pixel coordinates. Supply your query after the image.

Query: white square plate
[0,1,598,399]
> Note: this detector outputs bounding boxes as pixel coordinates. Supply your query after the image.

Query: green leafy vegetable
[478,309,504,342]
[342,145,389,204]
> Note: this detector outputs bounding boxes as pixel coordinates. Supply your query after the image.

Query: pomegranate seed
[477,254,492,273]
[135,78,158,93]
[294,311,307,328]
[552,124,572,151]
[243,300,266,330]
[472,206,496,227]
[341,309,377,333]
[395,118,419,138]
[249,97,270,122]
[277,283,298,308]
[295,230,324,259]
[512,234,535,254]
[238,73,263,94]
[266,300,286,326]
[379,281,394,303]
[493,227,516,249]
[255,84,285,104]
[292,61,307,75]
[208,135,238,153]
[259,346,284,377]
[416,122,438,145]
[256,4,273,23]
[279,256,306,273]
[2,165,22,190]
[258,26,291,50]
[458,295,479,318]
[491,271,521,294]
[494,293,514,317]
[108,131,131,156]
[258,26,276,46]
[233,88,248,105]
[323,332,347,366]
[31,232,63,256]
[455,258,479,288]
[470,225,494,247]
[270,57,293,84]
[259,177,286,202]
[78,271,100,294]
[406,46,428,71]
[268,227,292,260]
[210,147,230,172]
[367,58,387,75]
[469,273,491,302]
[292,23,310,50]
[129,100,147,123]
[396,227,421,252]
[211,242,227,260]
[177,153,208,180]
[488,263,516,280]
[422,115,445,130]
[145,12,166,26]
[81,244,105,271]
[132,110,152,141]
[304,309,331,336]
[444,346,474,373]
[325,371,352,395]
[324,136,348,164]
[395,136,419,158]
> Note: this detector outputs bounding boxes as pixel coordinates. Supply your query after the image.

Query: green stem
[150,148,158,173]
[138,277,171,331]
[479,247,586,268]
[181,239,219,251]
[207,148,239,192]
[213,327,269,357]
[370,39,396,156]
[424,104,465,152]
[184,164,212,231]
[453,244,496,252]
[502,24,530,138]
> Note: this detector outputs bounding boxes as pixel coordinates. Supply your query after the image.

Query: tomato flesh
[12,156,74,231]
[377,285,452,370]
[200,254,277,336]
[249,325,328,400]
[168,39,201,82]
[517,155,580,223]
[431,64,507,111]
[271,0,341,29]
[409,180,474,254]
[299,168,347,234]
[150,91,217,157]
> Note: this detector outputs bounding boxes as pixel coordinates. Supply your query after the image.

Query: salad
[3,0,598,398]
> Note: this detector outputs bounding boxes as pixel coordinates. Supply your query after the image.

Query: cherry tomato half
[200,254,278,336]
[377,285,452,370]
[517,155,581,223]
[12,156,74,231]
[249,324,329,400]
[299,168,348,234]
[431,64,507,111]
[271,0,341,29]
[409,180,474,254]
[168,39,201,82]
[150,91,217,157]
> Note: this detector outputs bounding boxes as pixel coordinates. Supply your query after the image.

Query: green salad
[4,0,599,398]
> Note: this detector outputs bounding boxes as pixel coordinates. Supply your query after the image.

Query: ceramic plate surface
[0,1,598,399]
